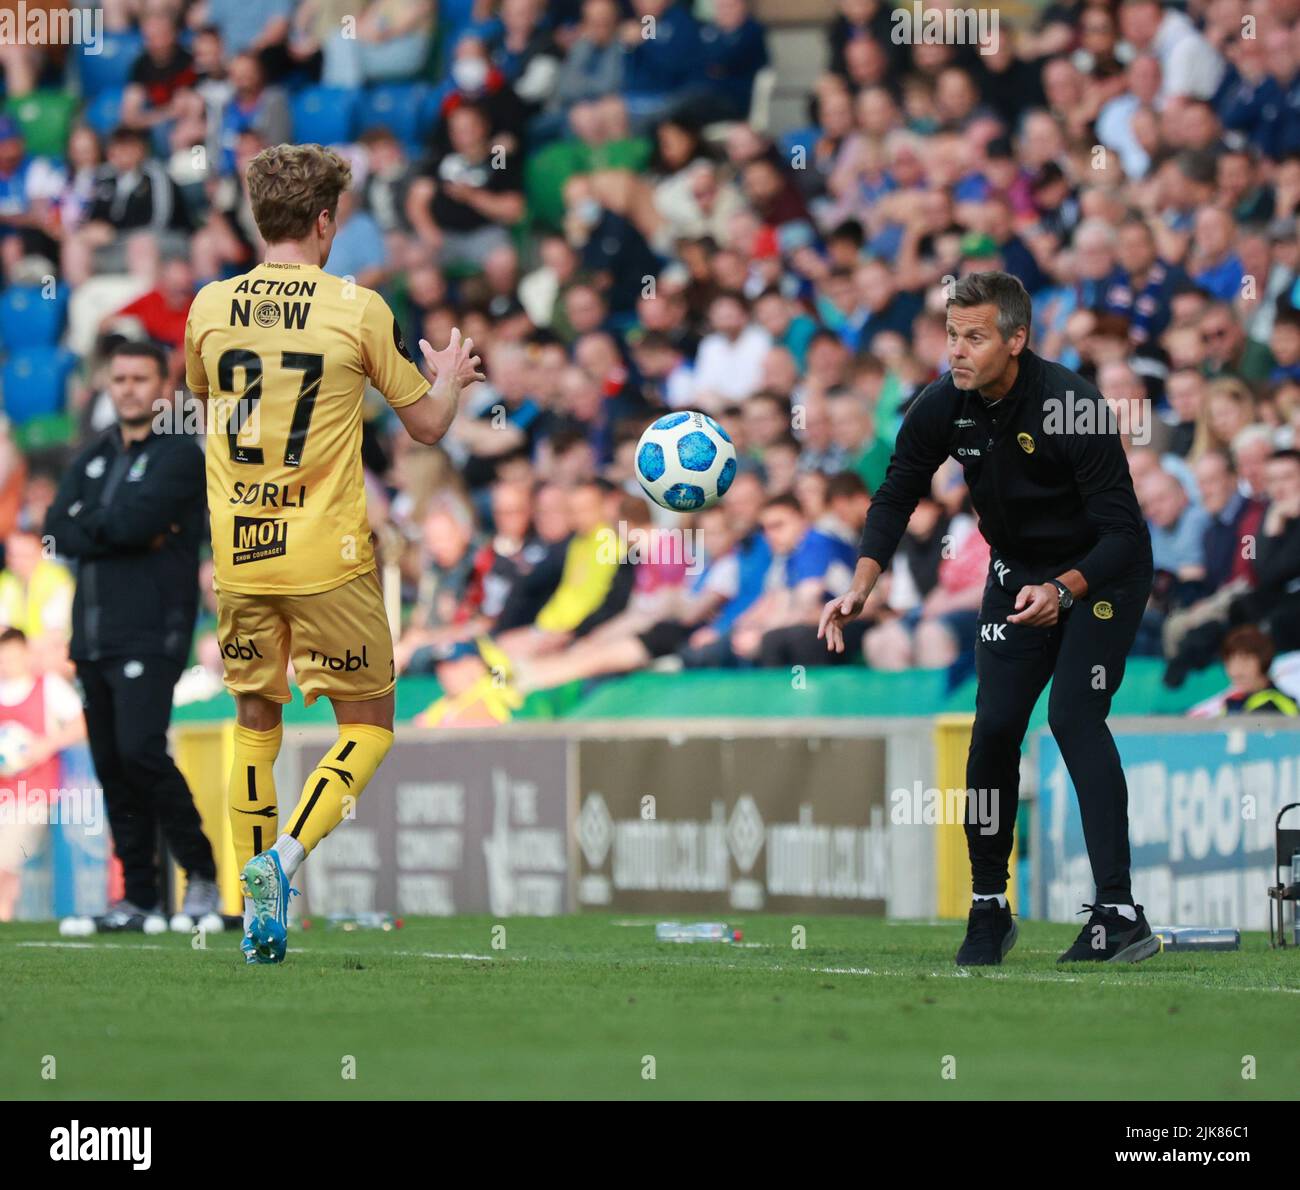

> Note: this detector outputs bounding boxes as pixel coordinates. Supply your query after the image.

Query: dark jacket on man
[859,348,1153,592]
[44,426,205,665]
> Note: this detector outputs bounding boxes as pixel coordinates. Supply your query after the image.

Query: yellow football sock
[284,723,394,855]
[227,723,282,868]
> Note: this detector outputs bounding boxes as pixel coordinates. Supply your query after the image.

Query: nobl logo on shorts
[50,1121,151,1170]
[221,636,264,661]
[309,646,370,671]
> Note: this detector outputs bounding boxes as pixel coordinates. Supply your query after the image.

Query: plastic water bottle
[1150,926,1240,951]
[655,921,742,943]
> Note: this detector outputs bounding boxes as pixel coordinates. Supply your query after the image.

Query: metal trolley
[1267,802,1300,948]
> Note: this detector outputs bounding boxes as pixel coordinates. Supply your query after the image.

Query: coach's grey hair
[948,272,1032,341]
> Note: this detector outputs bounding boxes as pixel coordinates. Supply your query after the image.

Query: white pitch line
[11,940,1298,993]
[14,941,166,950]
[289,947,501,961]
[406,951,500,961]
[802,963,1300,993]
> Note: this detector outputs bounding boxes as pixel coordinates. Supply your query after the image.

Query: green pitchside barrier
[170,659,1227,728]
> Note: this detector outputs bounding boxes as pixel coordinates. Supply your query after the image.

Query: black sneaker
[1057,903,1161,964]
[955,898,1018,966]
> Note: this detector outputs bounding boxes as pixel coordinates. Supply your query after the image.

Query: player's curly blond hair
[246,143,352,244]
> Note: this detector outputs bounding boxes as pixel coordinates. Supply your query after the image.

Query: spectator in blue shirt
[697,0,768,122]
[673,468,771,667]
[491,0,563,113]
[217,54,291,176]
[533,0,625,144]
[846,258,922,353]
[1278,63,1300,158]
[620,0,703,128]
[191,0,294,70]
[717,491,856,664]
[322,191,389,290]
[1189,207,1245,302]
[1071,217,1128,313]
[1111,215,1187,345]
[1139,467,1211,610]
[985,194,1049,295]
[0,116,62,269]
[1216,35,1286,158]
[1269,308,1300,384]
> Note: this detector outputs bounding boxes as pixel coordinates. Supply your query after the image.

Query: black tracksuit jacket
[43,426,205,665]
[858,349,1153,593]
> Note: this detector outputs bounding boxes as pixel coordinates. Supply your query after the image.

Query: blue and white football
[634,411,738,512]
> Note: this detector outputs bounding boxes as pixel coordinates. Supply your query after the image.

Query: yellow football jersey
[184,261,429,595]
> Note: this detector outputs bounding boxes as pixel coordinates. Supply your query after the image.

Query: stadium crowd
[0,0,1298,727]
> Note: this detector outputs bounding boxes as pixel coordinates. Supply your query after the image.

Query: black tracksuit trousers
[77,656,215,911]
[965,562,1153,903]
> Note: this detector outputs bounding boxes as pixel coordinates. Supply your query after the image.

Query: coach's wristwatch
[1051,580,1074,611]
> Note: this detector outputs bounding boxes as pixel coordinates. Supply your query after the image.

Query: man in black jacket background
[820,271,1159,968]
[44,341,217,929]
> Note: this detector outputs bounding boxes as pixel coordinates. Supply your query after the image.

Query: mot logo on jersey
[232,516,288,565]
[254,301,280,328]
[979,623,1007,642]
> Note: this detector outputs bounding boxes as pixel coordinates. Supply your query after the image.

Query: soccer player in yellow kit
[184,144,483,963]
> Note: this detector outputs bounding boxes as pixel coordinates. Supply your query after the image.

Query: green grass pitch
[4,915,1298,1100]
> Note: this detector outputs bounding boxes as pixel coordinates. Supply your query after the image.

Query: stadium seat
[0,348,78,425]
[74,30,144,98]
[0,286,69,351]
[747,66,778,135]
[419,82,454,136]
[84,87,125,137]
[12,410,76,452]
[357,82,431,151]
[5,90,77,159]
[290,86,359,146]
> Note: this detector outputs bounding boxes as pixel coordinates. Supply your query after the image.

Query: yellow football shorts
[216,569,395,706]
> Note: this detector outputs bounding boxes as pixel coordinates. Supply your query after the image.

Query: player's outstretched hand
[818,587,868,654]
[419,327,485,389]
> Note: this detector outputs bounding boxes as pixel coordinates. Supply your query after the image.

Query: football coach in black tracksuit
[43,340,217,924]
[820,272,1160,966]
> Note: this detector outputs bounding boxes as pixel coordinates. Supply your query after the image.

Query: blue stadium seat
[1,348,78,424]
[290,86,359,146]
[75,30,144,98]
[0,286,68,351]
[84,87,125,137]
[357,83,431,151]
[420,82,454,136]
